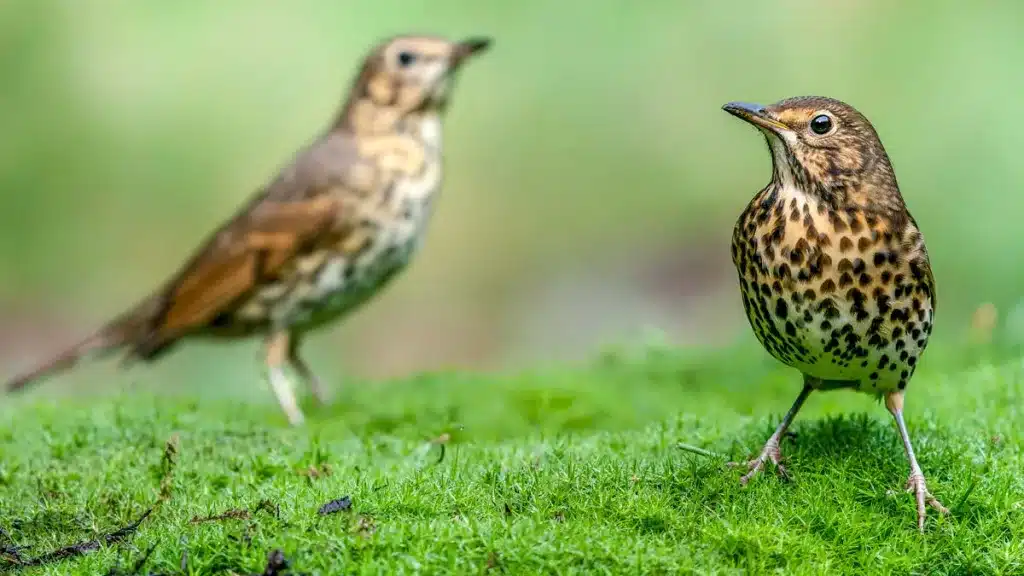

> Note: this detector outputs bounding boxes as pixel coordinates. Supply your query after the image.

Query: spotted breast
[732,182,935,394]
[234,115,444,334]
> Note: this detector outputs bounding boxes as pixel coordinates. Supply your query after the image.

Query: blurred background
[2,0,1023,398]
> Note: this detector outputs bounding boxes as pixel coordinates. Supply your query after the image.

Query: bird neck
[333,97,442,148]
[766,142,905,216]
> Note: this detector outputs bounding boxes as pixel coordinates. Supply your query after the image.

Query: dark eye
[810,114,833,135]
[397,51,417,67]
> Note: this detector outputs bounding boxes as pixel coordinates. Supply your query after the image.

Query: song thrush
[723,96,948,531]
[4,34,492,426]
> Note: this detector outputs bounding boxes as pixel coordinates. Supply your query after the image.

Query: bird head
[339,35,491,131]
[723,96,903,210]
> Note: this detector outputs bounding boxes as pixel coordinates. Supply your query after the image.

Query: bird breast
[237,121,444,331]
[732,184,934,393]
[289,152,442,328]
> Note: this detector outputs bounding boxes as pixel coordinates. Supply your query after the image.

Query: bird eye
[810,114,833,135]
[397,51,417,67]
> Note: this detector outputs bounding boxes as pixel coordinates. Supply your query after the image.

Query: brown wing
[159,196,341,330]
[129,134,372,358]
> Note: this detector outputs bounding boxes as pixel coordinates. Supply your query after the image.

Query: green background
[1,0,1022,396]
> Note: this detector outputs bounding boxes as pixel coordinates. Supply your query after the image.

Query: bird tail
[4,302,158,394]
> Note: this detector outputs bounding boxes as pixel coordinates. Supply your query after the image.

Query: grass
[1,343,1023,575]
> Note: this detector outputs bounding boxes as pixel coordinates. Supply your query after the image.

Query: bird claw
[904,473,949,532]
[728,440,789,485]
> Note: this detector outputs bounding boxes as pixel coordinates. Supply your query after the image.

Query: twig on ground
[676,442,725,459]
[1,508,153,568]
[190,508,251,524]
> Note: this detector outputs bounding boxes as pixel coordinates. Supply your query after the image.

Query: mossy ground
[1,344,1022,574]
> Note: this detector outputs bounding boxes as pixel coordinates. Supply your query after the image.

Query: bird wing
[132,133,371,357]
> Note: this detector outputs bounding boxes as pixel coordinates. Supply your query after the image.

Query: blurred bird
[723,96,947,531]
[4,34,492,426]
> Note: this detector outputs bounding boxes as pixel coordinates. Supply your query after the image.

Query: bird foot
[728,439,789,485]
[284,406,306,427]
[905,473,949,532]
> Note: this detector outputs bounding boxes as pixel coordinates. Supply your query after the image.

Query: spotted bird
[723,96,948,532]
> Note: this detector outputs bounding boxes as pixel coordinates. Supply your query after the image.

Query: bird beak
[722,101,789,134]
[451,37,492,66]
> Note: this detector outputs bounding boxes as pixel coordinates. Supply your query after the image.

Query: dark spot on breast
[909,260,927,281]
[772,281,783,294]
[852,259,866,275]
[816,298,840,319]
[876,354,890,370]
[829,212,848,233]
[785,321,797,337]
[838,259,853,273]
[847,288,869,322]
[849,217,863,233]
[858,273,872,287]
[802,310,812,323]
[824,336,839,353]
[839,273,853,288]
[839,237,853,252]
[775,298,788,319]
[876,294,891,315]
[873,251,888,267]
[820,279,836,294]
[880,270,892,285]
[857,237,871,252]
[869,372,879,380]
[804,289,817,301]
[760,283,772,297]
[820,320,832,331]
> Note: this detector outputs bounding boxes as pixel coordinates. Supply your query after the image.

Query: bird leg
[730,382,813,485]
[265,331,305,426]
[288,336,331,406]
[885,391,949,532]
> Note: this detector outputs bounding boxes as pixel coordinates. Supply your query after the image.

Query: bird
[722,95,948,532]
[3,34,492,426]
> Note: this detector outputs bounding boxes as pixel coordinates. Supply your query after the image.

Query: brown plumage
[723,96,947,532]
[4,35,492,425]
